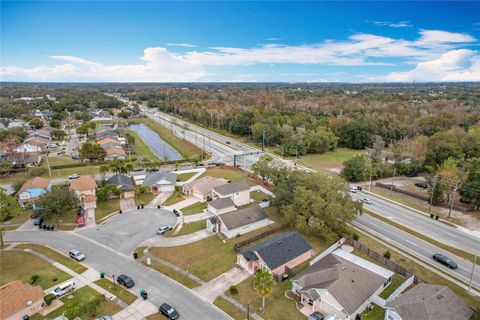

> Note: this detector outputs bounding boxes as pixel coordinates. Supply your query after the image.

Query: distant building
[104,146,126,161]
[208,197,236,215]
[0,280,45,319]
[6,152,42,168]
[212,181,250,206]
[142,172,177,193]
[182,176,229,201]
[18,177,51,209]
[106,174,135,199]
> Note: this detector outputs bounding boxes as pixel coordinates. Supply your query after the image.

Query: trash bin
[100,272,105,279]
[140,289,147,300]
[133,252,138,259]
[137,205,140,210]
[119,210,122,214]
[157,205,160,209]
[141,204,144,209]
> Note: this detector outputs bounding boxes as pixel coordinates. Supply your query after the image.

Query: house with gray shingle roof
[142,172,177,193]
[208,197,236,215]
[106,174,135,198]
[237,231,313,276]
[385,284,473,320]
[212,181,250,206]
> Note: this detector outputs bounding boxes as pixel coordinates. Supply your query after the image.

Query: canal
[127,123,183,161]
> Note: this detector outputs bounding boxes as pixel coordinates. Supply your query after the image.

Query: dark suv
[117,274,135,288]
[159,303,179,320]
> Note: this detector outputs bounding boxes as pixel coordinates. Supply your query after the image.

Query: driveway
[5,231,230,320]
[193,267,251,302]
[140,229,215,247]
[145,192,172,208]
[78,208,177,255]
[120,198,136,212]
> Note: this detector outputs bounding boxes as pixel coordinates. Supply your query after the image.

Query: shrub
[229,285,238,295]
[352,233,360,241]
[383,250,391,259]
[44,293,56,305]
[30,274,40,284]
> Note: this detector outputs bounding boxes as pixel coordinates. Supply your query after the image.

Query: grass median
[174,220,206,237]
[141,260,200,288]
[213,297,246,320]
[180,202,207,215]
[94,278,138,304]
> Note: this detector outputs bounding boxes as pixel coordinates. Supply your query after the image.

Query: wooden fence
[233,224,291,252]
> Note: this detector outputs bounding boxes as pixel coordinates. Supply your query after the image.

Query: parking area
[78,208,177,255]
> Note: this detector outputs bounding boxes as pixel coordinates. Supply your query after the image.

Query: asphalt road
[354,214,480,289]
[5,230,231,320]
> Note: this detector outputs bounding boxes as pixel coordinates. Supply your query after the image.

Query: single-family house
[142,172,177,193]
[385,284,473,320]
[7,120,27,129]
[23,136,50,149]
[104,146,126,161]
[182,176,228,201]
[238,231,313,277]
[69,175,97,197]
[130,170,147,186]
[106,174,135,198]
[292,249,394,320]
[17,177,51,209]
[15,144,41,153]
[0,280,45,320]
[96,129,118,139]
[97,137,121,147]
[212,181,250,206]
[207,205,272,239]
[7,152,42,168]
[208,197,236,215]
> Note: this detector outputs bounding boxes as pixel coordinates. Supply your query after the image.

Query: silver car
[362,197,373,205]
[156,225,172,235]
[69,250,86,261]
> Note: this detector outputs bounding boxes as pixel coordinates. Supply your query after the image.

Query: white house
[212,181,250,206]
[15,144,41,153]
[142,172,177,193]
[207,197,236,215]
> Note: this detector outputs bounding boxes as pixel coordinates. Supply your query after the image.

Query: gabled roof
[214,181,250,195]
[70,176,96,191]
[96,129,118,139]
[106,174,135,191]
[105,146,126,156]
[293,250,391,315]
[0,280,45,319]
[81,194,97,203]
[97,137,120,145]
[219,205,268,230]
[209,197,235,210]
[18,177,50,193]
[142,172,177,186]
[386,284,473,320]
[184,176,228,195]
[241,231,312,270]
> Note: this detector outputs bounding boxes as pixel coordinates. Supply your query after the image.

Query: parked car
[415,182,428,189]
[225,141,231,145]
[95,317,112,320]
[69,250,86,261]
[362,197,373,205]
[307,311,325,320]
[76,215,86,227]
[433,253,458,269]
[50,281,75,298]
[159,303,179,320]
[117,274,135,288]
[71,154,80,160]
[68,173,80,180]
[156,225,173,235]
[349,186,358,193]
[47,143,59,149]
[33,216,44,226]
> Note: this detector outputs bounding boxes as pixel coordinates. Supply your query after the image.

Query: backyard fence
[233,224,291,253]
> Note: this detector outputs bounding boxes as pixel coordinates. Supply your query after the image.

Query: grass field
[135,192,157,206]
[200,167,259,186]
[15,244,87,274]
[1,165,101,184]
[214,297,246,320]
[181,201,207,215]
[125,130,159,162]
[128,118,202,160]
[94,278,138,304]
[163,191,186,206]
[142,260,201,288]
[176,172,197,182]
[174,220,206,237]
[41,156,82,167]
[379,273,405,299]
[296,148,363,171]
[361,303,385,320]
[96,199,120,222]
[0,250,71,289]
[250,190,269,202]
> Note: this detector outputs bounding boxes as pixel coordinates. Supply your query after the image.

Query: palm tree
[253,269,275,313]
[99,165,110,182]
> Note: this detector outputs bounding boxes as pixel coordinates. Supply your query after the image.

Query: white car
[349,186,358,193]
[68,173,80,180]
[50,281,75,298]
[362,197,373,205]
[69,249,86,261]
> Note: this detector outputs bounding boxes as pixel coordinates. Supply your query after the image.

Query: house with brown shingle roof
[182,176,228,201]
[104,146,126,161]
[18,177,51,209]
[0,280,45,319]
[69,175,97,220]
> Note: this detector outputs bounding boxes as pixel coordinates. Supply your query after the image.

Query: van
[50,281,75,298]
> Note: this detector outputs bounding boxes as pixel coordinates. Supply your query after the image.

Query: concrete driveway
[140,229,215,247]
[78,208,177,255]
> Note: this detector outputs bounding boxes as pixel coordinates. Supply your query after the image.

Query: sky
[1,1,480,83]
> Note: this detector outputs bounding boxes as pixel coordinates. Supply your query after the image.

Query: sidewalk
[163,197,200,211]
[145,192,172,208]
[140,229,215,247]
[193,266,251,302]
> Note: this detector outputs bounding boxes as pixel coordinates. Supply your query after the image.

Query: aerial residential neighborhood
[1,2,480,320]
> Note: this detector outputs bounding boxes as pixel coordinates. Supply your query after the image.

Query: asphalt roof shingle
[142,172,177,186]
[219,205,268,230]
[214,181,250,195]
[106,174,135,191]
[209,197,235,210]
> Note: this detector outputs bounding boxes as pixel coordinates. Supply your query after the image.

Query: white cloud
[383,49,480,82]
[49,55,100,66]
[166,43,197,48]
[368,20,412,28]
[265,38,280,41]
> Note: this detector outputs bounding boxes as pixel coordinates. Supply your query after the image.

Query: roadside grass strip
[213,297,247,320]
[94,278,137,305]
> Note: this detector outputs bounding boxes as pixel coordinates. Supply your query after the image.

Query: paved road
[354,214,480,289]
[352,192,480,256]
[5,230,231,320]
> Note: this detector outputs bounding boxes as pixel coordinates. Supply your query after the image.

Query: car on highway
[69,249,86,261]
[433,253,458,269]
[159,303,179,320]
[225,141,231,144]
[307,311,325,320]
[117,274,135,288]
[362,197,374,205]
[50,281,75,298]
[349,186,358,193]
[68,173,80,180]
[156,225,173,235]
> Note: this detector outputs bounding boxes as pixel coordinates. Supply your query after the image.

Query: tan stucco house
[212,181,250,206]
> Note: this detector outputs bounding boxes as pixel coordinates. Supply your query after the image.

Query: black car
[433,253,458,269]
[307,311,324,320]
[117,274,135,288]
[159,303,179,320]
[415,182,428,189]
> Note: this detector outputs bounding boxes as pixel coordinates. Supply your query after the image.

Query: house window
[384,277,392,287]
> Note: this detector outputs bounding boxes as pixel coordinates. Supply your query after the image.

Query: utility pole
[389,167,396,197]
[468,255,477,292]
[246,304,250,320]
[428,175,438,216]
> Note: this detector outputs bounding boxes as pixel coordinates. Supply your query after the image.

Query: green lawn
[15,244,87,274]
[200,167,259,186]
[128,118,203,160]
[296,148,363,171]
[361,304,386,320]
[135,192,157,206]
[229,278,304,320]
[142,260,201,288]
[43,165,101,179]
[0,250,71,289]
[176,172,196,182]
[379,274,405,299]
[125,130,160,162]
[174,220,206,237]
[181,201,207,215]
[41,286,122,319]
[96,199,120,222]
[214,297,246,320]
[94,278,137,304]
[250,190,269,202]
[42,156,82,167]
[163,191,186,206]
